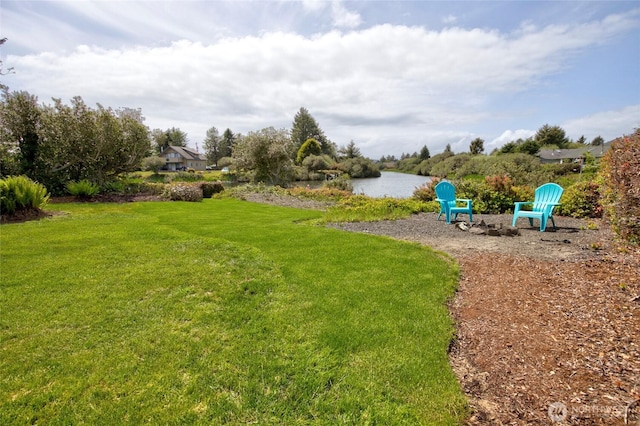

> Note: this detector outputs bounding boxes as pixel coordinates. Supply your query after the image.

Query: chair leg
[528,218,534,227]
[550,216,557,230]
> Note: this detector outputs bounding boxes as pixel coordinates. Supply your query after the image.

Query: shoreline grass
[1,199,466,424]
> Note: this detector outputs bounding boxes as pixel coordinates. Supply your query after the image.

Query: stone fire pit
[454,219,521,237]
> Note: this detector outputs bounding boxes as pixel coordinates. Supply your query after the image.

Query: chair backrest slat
[532,183,563,211]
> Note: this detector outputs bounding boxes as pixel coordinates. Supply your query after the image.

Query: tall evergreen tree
[534,124,569,149]
[419,145,430,161]
[290,107,335,157]
[221,128,235,157]
[469,138,484,155]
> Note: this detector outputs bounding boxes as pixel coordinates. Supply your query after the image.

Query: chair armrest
[455,198,472,208]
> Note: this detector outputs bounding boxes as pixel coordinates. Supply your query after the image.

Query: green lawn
[0,199,466,424]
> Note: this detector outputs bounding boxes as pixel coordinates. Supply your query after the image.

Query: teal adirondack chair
[512,183,564,232]
[435,181,473,224]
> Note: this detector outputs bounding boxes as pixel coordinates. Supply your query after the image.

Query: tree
[151,127,187,153]
[296,138,322,164]
[232,127,295,185]
[576,135,586,144]
[339,140,361,159]
[419,145,430,161]
[515,138,540,155]
[469,138,484,155]
[221,128,235,158]
[591,135,604,146]
[444,143,453,154]
[290,107,335,157]
[142,156,165,174]
[203,126,222,166]
[0,38,15,78]
[534,124,569,149]
[0,89,41,178]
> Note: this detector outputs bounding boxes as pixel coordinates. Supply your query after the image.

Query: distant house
[538,143,611,164]
[159,146,207,171]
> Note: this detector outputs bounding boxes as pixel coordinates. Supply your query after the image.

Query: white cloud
[562,105,640,142]
[5,8,639,158]
[442,14,457,25]
[331,1,362,29]
[488,129,536,152]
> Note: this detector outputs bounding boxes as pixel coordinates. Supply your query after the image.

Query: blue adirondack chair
[512,183,564,232]
[435,181,473,224]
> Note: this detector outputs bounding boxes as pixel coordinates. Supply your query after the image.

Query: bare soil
[246,194,640,425]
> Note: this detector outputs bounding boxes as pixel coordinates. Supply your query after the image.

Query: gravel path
[328,212,612,261]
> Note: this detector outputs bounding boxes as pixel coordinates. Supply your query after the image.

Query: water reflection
[296,171,432,199]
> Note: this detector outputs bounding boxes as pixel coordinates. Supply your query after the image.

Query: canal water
[350,171,432,198]
[297,171,432,199]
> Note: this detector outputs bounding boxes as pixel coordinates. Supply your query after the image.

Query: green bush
[324,195,435,222]
[66,180,100,198]
[412,178,441,202]
[0,175,50,216]
[323,174,353,192]
[162,183,203,202]
[557,181,602,218]
[164,171,204,183]
[600,130,640,243]
[199,181,224,198]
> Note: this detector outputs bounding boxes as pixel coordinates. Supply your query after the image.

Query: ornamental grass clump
[0,175,50,216]
[162,183,203,202]
[66,180,100,199]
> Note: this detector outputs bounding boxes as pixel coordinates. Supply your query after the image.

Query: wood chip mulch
[451,247,640,425]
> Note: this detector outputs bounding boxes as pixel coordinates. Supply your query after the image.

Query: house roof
[538,143,611,161]
[162,145,207,161]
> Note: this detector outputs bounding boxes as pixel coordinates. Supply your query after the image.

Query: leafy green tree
[0,89,41,178]
[203,126,222,166]
[233,127,295,185]
[576,135,586,144]
[290,107,335,157]
[515,138,540,155]
[534,124,569,149]
[296,138,322,164]
[0,38,14,78]
[469,138,484,155]
[419,145,430,161]
[444,143,453,154]
[591,135,604,146]
[142,156,166,174]
[152,127,187,153]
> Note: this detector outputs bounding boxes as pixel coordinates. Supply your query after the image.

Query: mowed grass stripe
[0,199,466,424]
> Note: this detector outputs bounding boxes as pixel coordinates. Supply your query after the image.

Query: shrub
[200,181,224,198]
[164,171,204,183]
[162,183,203,202]
[599,130,640,243]
[323,174,353,192]
[557,181,602,218]
[66,180,100,198]
[412,178,441,202]
[0,175,50,216]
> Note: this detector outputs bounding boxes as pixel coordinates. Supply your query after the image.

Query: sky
[1,0,639,159]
